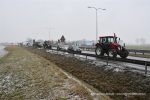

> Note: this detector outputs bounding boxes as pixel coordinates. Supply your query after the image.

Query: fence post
[106,56,109,66]
[86,55,87,60]
[145,62,147,75]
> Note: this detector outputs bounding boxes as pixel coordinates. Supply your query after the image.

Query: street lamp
[88,6,106,43]
[47,27,54,41]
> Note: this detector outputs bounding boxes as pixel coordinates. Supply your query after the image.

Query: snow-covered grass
[0,46,95,100]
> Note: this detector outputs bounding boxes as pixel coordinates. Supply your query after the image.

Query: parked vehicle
[67,45,82,53]
[57,44,69,51]
[33,42,43,48]
[43,41,52,49]
[95,34,129,58]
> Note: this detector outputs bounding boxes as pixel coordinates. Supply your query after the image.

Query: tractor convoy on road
[24,34,129,59]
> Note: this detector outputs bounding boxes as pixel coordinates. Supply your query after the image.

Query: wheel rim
[96,47,101,55]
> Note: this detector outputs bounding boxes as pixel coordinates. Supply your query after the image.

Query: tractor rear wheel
[95,47,104,56]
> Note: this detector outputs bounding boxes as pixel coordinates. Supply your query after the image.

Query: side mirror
[118,38,120,43]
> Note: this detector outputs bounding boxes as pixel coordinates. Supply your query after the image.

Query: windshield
[108,38,115,43]
[100,37,117,43]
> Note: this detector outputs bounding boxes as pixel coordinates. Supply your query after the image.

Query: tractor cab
[99,36,118,44]
[95,34,129,58]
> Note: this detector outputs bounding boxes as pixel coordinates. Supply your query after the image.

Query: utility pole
[88,6,106,42]
[47,27,54,41]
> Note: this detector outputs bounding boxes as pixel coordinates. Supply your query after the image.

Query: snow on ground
[0,47,96,100]
[0,45,8,58]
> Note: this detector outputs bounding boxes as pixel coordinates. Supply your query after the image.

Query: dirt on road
[26,47,150,100]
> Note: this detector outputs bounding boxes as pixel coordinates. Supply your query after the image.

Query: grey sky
[0,0,150,44]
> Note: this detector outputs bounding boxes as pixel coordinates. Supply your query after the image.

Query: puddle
[0,45,8,58]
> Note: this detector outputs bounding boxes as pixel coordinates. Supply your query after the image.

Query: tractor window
[100,37,118,43]
[102,38,108,43]
[108,38,114,43]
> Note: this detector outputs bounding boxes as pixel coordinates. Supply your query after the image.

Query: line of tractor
[21,33,150,67]
[23,33,129,59]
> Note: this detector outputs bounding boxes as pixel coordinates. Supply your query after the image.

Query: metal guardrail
[48,48,150,66]
[52,48,150,75]
[79,46,95,51]
[128,49,150,54]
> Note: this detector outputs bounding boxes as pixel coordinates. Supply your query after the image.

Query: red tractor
[95,34,129,58]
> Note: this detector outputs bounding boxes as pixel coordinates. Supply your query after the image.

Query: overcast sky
[0,0,150,44]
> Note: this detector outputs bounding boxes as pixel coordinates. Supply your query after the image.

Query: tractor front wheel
[120,49,129,58]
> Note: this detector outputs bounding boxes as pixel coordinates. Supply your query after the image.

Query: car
[67,45,82,53]
[33,42,43,48]
[57,44,69,51]
[43,41,52,49]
